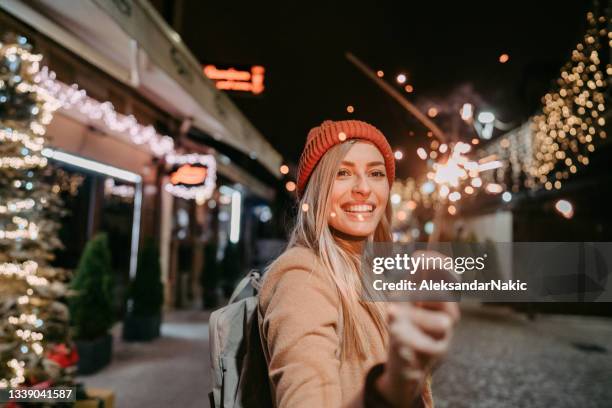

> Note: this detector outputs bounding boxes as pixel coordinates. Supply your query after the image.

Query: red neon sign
[203,65,265,95]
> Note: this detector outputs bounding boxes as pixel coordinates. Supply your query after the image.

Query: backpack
[208,270,273,408]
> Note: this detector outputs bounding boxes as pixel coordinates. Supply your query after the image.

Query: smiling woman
[328,145,390,238]
[258,119,459,408]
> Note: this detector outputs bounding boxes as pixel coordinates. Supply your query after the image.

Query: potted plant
[122,237,164,341]
[69,233,115,375]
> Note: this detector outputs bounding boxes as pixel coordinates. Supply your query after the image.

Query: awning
[0,0,283,177]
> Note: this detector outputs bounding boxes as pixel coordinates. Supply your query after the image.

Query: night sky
[156,0,593,180]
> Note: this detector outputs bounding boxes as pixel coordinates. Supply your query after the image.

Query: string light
[35,67,175,157]
[477,11,608,192]
[164,154,217,201]
[0,198,36,214]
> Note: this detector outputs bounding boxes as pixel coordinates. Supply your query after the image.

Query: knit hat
[296,119,395,197]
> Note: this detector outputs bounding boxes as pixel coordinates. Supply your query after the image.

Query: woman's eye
[337,169,351,177]
[371,170,386,177]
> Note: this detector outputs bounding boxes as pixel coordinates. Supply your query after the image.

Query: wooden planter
[75,333,113,375]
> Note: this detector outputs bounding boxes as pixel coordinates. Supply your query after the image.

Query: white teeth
[344,205,373,213]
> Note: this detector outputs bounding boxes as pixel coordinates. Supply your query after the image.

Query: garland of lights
[530,12,608,191]
[478,11,609,192]
[35,67,175,157]
[164,153,217,201]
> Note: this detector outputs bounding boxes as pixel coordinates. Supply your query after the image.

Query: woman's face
[328,141,390,238]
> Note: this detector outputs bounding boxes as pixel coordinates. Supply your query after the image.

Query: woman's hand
[376,301,460,407]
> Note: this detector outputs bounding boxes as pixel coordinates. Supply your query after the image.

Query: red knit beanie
[296,120,395,197]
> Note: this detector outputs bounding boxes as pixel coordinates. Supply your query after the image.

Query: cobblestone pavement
[78,305,611,408]
[77,309,211,408]
[432,304,612,408]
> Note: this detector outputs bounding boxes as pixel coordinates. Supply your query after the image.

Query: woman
[258,120,459,407]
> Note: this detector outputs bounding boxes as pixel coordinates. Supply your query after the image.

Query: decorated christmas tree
[0,34,76,390]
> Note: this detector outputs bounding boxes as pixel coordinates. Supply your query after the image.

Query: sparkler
[392,141,506,244]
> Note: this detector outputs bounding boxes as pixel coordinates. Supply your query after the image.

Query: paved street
[78,305,612,408]
[433,304,612,408]
[77,310,211,408]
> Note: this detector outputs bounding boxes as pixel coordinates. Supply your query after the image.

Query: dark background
[153,0,593,179]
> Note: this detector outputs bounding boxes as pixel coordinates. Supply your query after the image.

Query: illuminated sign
[170,165,208,186]
[165,154,216,201]
[203,65,265,95]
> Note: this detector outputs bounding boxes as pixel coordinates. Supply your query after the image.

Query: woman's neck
[330,228,367,255]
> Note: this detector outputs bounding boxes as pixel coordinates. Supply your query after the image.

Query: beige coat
[258,246,434,407]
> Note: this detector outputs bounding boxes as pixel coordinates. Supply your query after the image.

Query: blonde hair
[283,140,392,360]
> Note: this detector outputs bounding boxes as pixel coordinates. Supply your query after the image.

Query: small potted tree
[122,237,164,341]
[69,233,115,375]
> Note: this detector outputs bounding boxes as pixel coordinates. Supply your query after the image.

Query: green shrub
[128,237,164,317]
[69,233,114,340]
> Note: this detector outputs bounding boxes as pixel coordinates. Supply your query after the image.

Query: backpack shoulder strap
[228,270,261,304]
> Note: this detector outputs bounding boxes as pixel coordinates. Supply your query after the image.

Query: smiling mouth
[341,203,375,213]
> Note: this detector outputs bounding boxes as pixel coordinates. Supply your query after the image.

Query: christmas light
[35,67,175,157]
[555,199,574,219]
[164,154,217,201]
[478,11,608,192]
[1,35,75,389]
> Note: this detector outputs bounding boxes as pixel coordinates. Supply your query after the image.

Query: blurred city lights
[499,53,510,63]
[424,221,434,235]
[279,164,289,174]
[346,105,354,113]
[555,199,574,219]
[229,191,242,243]
[421,181,435,194]
[285,181,296,192]
[478,160,503,171]
[416,147,428,160]
[391,193,402,204]
[448,191,461,202]
[396,73,407,84]
[477,111,496,124]
[376,70,384,77]
[394,150,404,160]
[485,183,503,194]
[460,103,473,121]
[502,191,512,202]
[404,84,414,93]
[427,107,438,118]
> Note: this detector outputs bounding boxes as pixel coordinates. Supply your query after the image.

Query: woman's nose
[352,174,372,197]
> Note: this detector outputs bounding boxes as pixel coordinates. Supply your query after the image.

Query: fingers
[419,301,461,324]
[409,306,454,339]
[389,307,451,356]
